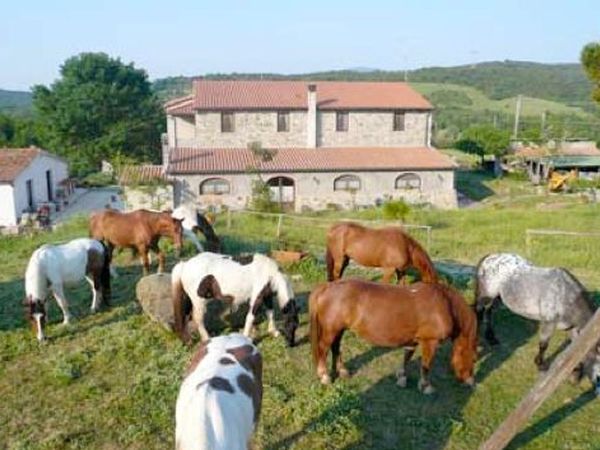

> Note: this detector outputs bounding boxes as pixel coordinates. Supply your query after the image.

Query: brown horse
[309,279,477,394]
[325,222,437,283]
[90,208,183,274]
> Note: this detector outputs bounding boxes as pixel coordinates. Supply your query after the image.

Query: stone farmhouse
[0,147,70,227]
[160,80,457,211]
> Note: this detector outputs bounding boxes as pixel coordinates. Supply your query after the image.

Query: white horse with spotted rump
[475,252,600,389]
[175,333,262,450]
[24,238,111,341]
[172,252,299,346]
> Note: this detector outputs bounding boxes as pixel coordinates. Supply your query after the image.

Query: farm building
[514,141,600,183]
[160,80,457,211]
[0,147,70,227]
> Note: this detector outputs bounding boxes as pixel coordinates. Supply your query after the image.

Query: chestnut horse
[309,279,477,394]
[90,208,183,274]
[325,222,437,283]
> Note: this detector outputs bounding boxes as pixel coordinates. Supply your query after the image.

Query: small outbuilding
[0,147,69,227]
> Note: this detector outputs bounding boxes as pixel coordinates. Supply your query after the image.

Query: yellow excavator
[548,169,577,192]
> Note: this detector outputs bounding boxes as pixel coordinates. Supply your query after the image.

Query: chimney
[306,84,317,148]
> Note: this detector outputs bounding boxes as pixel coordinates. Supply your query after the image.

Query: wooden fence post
[276,214,283,239]
[480,308,600,450]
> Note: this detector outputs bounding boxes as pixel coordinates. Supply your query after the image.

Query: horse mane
[438,283,477,342]
[559,267,595,313]
[406,234,438,283]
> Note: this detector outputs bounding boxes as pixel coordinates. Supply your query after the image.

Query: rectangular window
[336,111,349,132]
[46,170,53,201]
[26,179,33,208]
[277,111,290,132]
[221,112,234,132]
[393,111,405,131]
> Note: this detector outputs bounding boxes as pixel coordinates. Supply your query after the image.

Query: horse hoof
[396,375,408,388]
[338,368,350,379]
[320,374,331,385]
[418,380,435,395]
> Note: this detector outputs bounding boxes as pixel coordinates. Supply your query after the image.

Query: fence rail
[225,210,433,249]
[525,228,600,257]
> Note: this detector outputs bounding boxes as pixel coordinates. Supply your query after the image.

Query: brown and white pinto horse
[89,208,183,274]
[325,222,438,283]
[176,333,262,450]
[309,279,477,394]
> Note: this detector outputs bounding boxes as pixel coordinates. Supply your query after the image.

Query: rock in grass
[136,273,174,331]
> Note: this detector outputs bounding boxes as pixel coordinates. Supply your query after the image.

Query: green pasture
[1,185,600,449]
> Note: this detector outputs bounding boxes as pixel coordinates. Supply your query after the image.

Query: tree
[455,125,511,167]
[581,42,600,103]
[32,52,164,175]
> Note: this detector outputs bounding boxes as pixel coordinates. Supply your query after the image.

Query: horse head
[24,295,47,342]
[169,217,184,256]
[451,334,477,386]
[281,299,299,347]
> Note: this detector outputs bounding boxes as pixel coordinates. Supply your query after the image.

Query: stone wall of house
[180,110,430,149]
[194,111,308,148]
[123,185,174,211]
[169,115,196,148]
[173,169,457,212]
[318,111,430,147]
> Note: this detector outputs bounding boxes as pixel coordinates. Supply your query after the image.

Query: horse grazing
[325,222,437,283]
[24,238,111,341]
[309,279,477,393]
[475,253,600,384]
[171,205,221,253]
[176,333,262,450]
[172,252,299,346]
[89,208,183,274]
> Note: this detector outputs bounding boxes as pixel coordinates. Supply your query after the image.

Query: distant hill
[0,89,32,115]
[151,61,597,110]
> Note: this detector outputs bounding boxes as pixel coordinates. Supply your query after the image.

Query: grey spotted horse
[475,253,600,391]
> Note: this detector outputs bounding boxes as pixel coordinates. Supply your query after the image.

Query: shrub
[79,171,114,187]
[249,177,280,213]
[382,198,411,221]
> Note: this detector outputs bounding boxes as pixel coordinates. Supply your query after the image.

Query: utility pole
[513,95,522,140]
[540,111,547,140]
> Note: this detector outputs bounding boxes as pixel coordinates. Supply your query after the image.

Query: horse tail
[172,261,191,343]
[407,235,438,283]
[325,247,335,282]
[309,284,327,367]
[99,240,112,306]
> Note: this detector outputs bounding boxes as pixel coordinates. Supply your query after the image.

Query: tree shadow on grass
[455,169,496,202]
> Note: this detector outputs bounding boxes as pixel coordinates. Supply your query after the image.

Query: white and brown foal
[24,238,111,341]
[175,333,262,450]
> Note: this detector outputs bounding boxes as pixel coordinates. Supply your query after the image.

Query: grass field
[1,183,600,449]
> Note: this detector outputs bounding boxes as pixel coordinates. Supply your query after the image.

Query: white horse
[171,205,220,253]
[172,252,299,346]
[24,238,111,341]
[175,333,262,450]
[475,252,600,388]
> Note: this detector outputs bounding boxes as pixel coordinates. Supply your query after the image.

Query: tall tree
[455,125,511,167]
[581,42,600,103]
[32,52,164,175]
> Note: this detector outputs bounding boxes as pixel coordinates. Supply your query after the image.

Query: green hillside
[0,89,32,115]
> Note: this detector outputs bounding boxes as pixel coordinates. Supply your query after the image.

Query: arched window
[395,173,421,190]
[200,178,230,195]
[334,174,361,191]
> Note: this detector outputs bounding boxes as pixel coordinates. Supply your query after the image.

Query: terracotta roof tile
[165,95,195,115]
[119,164,168,184]
[515,144,600,158]
[164,80,432,114]
[168,147,455,174]
[0,147,64,183]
